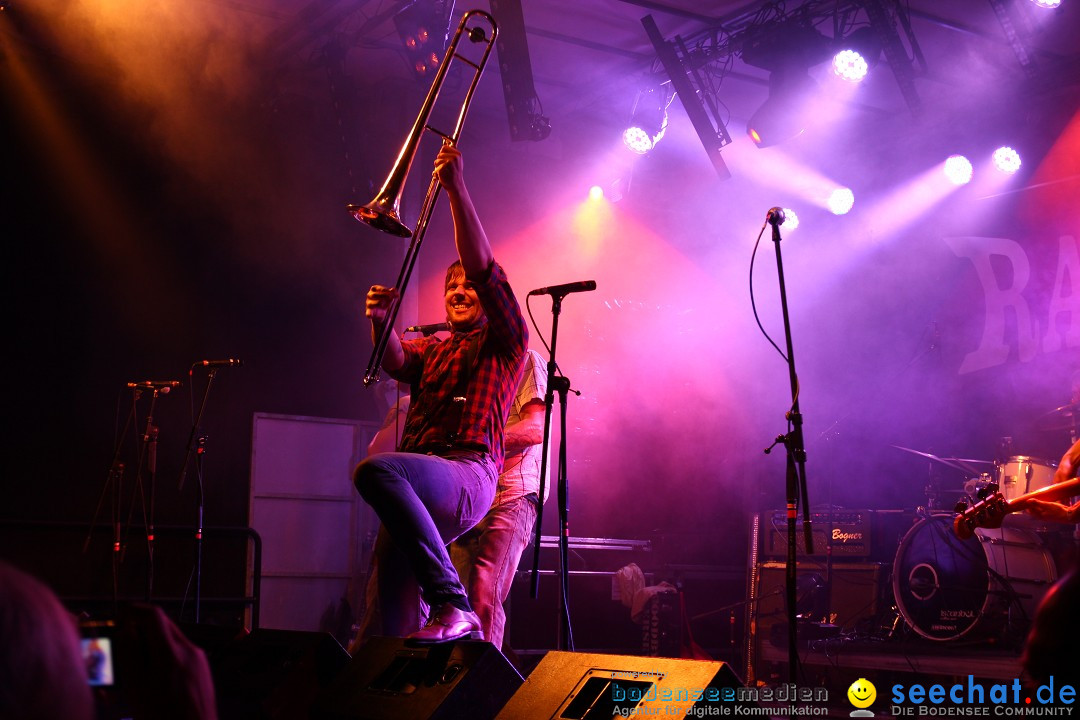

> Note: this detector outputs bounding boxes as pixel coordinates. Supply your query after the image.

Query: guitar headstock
[952,487,1008,540]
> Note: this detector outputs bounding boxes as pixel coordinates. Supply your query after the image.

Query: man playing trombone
[354,143,527,645]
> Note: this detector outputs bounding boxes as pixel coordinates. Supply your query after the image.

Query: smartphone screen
[81,636,115,687]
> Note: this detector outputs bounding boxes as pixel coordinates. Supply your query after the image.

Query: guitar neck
[1007,477,1080,510]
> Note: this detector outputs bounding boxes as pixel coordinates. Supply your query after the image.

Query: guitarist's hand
[1025,498,1077,523]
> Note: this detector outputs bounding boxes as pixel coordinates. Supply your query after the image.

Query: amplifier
[762,509,872,558]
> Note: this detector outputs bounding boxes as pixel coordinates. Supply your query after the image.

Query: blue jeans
[450,495,538,650]
[353,451,496,637]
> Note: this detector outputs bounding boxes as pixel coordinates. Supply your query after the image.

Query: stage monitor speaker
[211,629,350,720]
[311,636,523,720]
[495,651,747,719]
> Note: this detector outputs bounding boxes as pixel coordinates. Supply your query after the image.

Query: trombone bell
[347,196,412,239]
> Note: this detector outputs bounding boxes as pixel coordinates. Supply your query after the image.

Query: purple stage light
[992,146,1022,174]
[783,208,800,230]
[622,127,654,155]
[944,155,973,185]
[828,188,855,215]
[832,50,869,82]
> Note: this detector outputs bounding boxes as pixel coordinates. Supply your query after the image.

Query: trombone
[349,9,498,386]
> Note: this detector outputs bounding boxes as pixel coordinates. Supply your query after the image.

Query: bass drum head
[892,514,1055,642]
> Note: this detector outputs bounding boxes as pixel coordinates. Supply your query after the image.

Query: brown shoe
[406,604,483,645]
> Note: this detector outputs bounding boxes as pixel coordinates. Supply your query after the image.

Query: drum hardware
[961,473,995,499]
[881,605,904,639]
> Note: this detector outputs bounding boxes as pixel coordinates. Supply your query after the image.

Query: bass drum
[893,514,1057,641]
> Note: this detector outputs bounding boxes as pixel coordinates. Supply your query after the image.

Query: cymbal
[1036,403,1078,432]
[891,445,992,474]
[892,445,942,462]
[1040,403,1077,418]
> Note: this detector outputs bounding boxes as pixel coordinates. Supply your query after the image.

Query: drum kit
[886,402,1078,644]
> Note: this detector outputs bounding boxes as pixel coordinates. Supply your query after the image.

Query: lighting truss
[638,0,927,166]
[642,15,733,179]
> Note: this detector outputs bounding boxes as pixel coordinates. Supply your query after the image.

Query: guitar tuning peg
[954,500,968,513]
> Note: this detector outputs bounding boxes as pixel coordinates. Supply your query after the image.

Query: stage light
[1030,0,1061,8]
[831,27,882,83]
[588,185,604,201]
[992,146,1022,174]
[623,87,669,155]
[783,208,800,230]
[944,155,973,185]
[746,67,820,147]
[742,21,831,148]
[622,127,652,155]
[832,50,868,82]
[393,1,455,80]
[827,188,855,215]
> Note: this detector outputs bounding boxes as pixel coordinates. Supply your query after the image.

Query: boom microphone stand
[528,280,595,651]
[761,208,812,681]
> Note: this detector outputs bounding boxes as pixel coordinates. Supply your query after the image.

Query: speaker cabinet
[311,636,523,720]
[748,561,885,678]
[211,629,350,720]
[495,651,746,719]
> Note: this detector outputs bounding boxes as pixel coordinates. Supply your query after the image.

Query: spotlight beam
[642,14,732,180]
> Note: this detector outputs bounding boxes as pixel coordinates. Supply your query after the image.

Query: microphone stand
[138,389,164,602]
[765,210,812,682]
[177,368,218,623]
[529,291,577,651]
[86,387,140,614]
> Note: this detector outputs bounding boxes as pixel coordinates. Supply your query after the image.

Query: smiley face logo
[847,678,876,710]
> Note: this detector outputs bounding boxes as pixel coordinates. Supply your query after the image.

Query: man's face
[445,270,485,330]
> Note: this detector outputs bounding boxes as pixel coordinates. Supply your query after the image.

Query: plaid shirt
[390,261,527,471]
[493,348,550,508]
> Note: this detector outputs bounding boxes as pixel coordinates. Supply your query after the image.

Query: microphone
[404,322,451,336]
[198,359,243,367]
[127,380,181,392]
[527,280,597,297]
[766,207,785,226]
